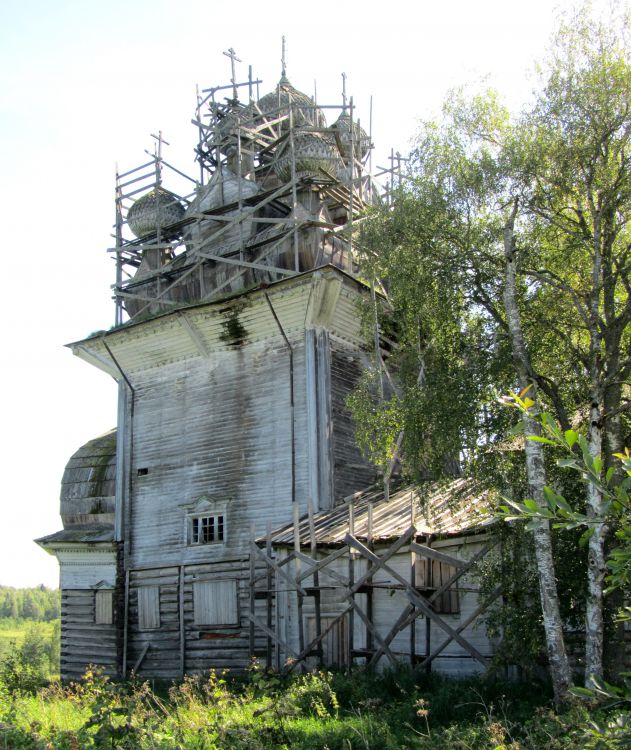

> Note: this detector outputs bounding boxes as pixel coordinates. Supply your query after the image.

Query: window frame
[189,512,226,546]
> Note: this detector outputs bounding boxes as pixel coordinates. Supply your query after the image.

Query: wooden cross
[281,35,287,77]
[223,47,242,100]
[150,130,170,160]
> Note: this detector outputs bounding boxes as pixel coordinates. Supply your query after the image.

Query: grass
[0,619,57,647]
[0,664,627,749]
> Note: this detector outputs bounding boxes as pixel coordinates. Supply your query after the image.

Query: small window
[415,558,460,615]
[138,586,160,630]
[95,590,113,625]
[191,514,225,545]
[193,580,238,626]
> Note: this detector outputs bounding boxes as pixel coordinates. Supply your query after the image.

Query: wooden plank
[285,606,353,673]
[348,598,397,667]
[368,603,416,667]
[345,534,489,667]
[179,566,185,678]
[409,542,468,569]
[294,547,348,582]
[426,542,498,606]
[252,544,307,595]
[132,642,150,673]
[418,586,502,669]
[244,612,299,660]
[347,527,415,594]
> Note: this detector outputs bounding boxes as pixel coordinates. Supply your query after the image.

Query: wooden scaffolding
[247,484,501,673]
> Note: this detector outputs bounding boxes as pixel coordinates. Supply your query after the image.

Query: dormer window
[191,514,225,544]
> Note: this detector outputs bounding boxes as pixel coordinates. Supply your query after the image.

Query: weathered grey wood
[409,542,468,569]
[285,605,353,673]
[252,544,307,596]
[346,534,489,667]
[348,527,415,594]
[244,612,299,659]
[418,586,502,669]
[348,598,397,666]
[179,566,185,678]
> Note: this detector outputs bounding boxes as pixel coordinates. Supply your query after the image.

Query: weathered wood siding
[330,343,377,501]
[60,589,119,680]
[127,560,271,678]
[65,270,384,677]
[128,337,308,570]
[276,536,494,676]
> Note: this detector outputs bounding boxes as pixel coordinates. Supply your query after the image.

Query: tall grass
[0,661,626,749]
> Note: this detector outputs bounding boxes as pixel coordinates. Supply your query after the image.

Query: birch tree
[517,7,631,681]
[356,2,630,701]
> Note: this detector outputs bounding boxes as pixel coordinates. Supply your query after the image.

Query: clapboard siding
[128,337,310,571]
[275,538,494,675]
[330,345,377,501]
[54,269,382,677]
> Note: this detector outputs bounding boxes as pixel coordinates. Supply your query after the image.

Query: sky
[0,0,614,588]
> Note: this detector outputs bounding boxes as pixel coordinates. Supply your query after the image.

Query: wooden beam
[347,526,415,594]
[409,542,468,569]
[245,612,299,660]
[426,541,498,606]
[368,603,417,667]
[285,606,353,674]
[293,551,349,587]
[197,252,298,277]
[349,598,398,667]
[346,534,489,666]
[252,544,308,596]
[132,642,150,673]
[417,586,502,670]
[176,311,210,357]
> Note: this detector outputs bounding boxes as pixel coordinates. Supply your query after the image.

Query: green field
[0,618,58,648]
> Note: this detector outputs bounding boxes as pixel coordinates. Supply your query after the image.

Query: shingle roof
[263,478,495,548]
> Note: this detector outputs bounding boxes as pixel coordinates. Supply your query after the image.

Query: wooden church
[37,50,497,681]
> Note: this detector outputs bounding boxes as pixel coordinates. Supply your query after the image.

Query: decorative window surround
[180,495,228,547]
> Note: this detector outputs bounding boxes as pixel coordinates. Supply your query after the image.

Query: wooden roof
[263,478,494,548]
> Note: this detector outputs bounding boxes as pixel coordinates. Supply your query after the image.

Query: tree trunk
[502,201,573,706]
[584,212,607,684]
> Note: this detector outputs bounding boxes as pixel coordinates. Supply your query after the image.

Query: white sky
[0,0,612,588]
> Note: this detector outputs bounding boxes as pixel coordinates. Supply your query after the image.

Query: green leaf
[527,436,556,445]
[564,429,578,448]
[570,686,596,699]
[557,458,579,469]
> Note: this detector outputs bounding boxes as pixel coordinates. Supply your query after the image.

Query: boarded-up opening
[193,579,238,626]
[306,615,349,667]
[415,558,460,614]
[95,589,113,625]
[138,586,160,630]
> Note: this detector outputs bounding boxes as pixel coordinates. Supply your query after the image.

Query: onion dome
[331,112,370,163]
[59,429,117,529]
[184,166,259,253]
[274,130,341,182]
[127,187,186,239]
[257,75,326,131]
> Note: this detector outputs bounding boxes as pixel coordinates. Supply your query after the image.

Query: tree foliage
[352,1,631,693]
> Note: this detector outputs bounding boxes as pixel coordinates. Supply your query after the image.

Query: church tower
[37,49,385,680]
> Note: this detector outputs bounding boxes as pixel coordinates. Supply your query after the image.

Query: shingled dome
[60,429,117,528]
[257,75,326,131]
[127,187,186,239]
